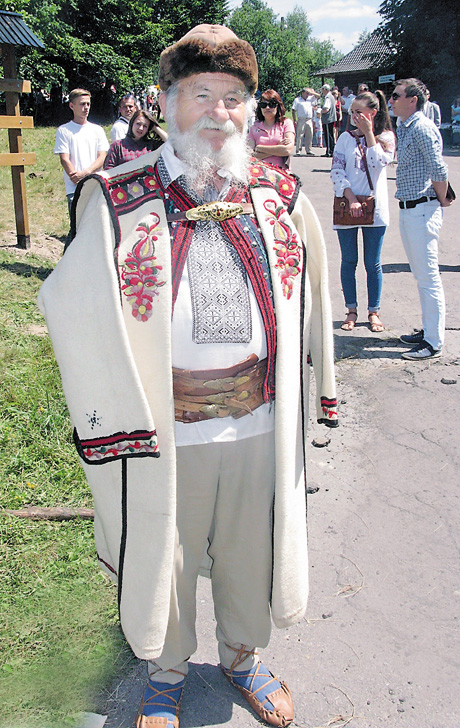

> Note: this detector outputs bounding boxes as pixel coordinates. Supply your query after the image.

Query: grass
[0,125,135,726]
[1,120,168,241]
[0,126,72,239]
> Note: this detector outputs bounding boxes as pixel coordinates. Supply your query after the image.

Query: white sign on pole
[379,74,395,84]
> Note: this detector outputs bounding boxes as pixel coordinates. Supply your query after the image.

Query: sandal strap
[142,675,185,710]
[225,643,257,673]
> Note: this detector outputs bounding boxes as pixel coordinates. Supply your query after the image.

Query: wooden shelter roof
[0,10,44,49]
[313,32,392,76]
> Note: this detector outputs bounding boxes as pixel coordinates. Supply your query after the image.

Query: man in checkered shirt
[390,78,453,360]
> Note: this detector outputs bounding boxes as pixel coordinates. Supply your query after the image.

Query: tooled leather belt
[173,354,268,423]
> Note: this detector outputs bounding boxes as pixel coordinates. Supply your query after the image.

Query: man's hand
[439,196,453,207]
[69,169,88,184]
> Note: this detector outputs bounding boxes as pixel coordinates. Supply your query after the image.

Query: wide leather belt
[399,196,437,209]
[173,354,267,423]
[166,200,254,223]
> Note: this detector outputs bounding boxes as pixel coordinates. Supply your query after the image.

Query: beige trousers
[149,431,276,683]
[295,118,313,153]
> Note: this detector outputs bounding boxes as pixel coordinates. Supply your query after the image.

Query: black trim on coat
[117,457,128,614]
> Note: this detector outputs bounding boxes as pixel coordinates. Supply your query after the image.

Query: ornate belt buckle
[186,201,244,222]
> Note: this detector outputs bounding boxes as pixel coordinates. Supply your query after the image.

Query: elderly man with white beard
[38,24,338,728]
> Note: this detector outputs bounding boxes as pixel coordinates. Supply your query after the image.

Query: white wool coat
[38,149,337,660]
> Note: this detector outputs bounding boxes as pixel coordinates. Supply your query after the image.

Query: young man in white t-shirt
[54,88,109,224]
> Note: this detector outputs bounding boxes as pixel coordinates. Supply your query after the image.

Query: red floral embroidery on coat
[264,199,302,300]
[110,186,128,205]
[121,213,166,321]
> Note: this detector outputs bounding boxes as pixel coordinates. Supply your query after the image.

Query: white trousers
[295,118,313,153]
[149,431,276,684]
[399,201,445,350]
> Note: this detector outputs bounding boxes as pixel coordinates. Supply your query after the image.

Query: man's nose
[208,99,230,121]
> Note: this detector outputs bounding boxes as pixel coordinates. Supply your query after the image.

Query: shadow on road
[333,328,406,361]
[382,262,460,273]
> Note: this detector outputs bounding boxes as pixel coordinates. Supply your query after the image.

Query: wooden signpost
[0,44,36,249]
[1,11,44,249]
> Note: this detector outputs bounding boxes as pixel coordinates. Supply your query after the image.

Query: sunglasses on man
[259,101,278,108]
[391,92,403,100]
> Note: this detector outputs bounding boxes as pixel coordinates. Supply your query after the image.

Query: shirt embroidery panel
[188,220,252,344]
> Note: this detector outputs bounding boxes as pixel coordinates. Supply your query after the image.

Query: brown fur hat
[158,24,258,95]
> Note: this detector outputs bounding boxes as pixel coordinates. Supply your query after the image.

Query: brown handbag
[333,138,375,225]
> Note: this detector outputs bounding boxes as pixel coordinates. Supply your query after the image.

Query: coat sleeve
[37,178,159,453]
[290,191,338,427]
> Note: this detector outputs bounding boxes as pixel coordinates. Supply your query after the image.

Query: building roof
[0,10,44,49]
[313,31,392,76]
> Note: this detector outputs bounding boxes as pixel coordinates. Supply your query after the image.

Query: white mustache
[194,116,238,135]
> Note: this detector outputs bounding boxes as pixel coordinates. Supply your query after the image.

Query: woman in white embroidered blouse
[331,90,395,332]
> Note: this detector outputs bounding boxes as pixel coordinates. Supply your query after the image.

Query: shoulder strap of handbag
[356,138,374,192]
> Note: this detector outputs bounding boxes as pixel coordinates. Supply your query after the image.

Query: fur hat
[158,24,258,95]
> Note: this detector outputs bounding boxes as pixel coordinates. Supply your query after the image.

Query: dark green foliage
[228,0,341,106]
[0,0,229,119]
[377,0,460,112]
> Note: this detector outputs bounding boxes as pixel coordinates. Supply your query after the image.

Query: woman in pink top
[248,90,295,170]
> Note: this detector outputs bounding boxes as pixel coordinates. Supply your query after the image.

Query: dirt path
[5,150,459,728]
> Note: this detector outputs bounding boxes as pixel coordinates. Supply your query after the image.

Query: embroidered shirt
[159,141,274,446]
[395,111,448,201]
[331,130,395,228]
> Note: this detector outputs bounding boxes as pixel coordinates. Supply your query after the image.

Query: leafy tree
[377,0,460,111]
[355,29,371,46]
[228,0,339,105]
[0,0,228,120]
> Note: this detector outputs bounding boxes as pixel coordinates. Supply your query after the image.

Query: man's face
[69,95,91,124]
[120,99,136,120]
[160,73,248,152]
[343,87,349,97]
[389,84,418,121]
[301,90,308,99]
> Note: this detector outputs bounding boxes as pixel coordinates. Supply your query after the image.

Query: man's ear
[159,92,167,119]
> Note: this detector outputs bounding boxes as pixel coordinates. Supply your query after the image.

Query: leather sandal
[136,673,185,728]
[221,645,294,727]
[368,312,385,332]
[341,311,357,331]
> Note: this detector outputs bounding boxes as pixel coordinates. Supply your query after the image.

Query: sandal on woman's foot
[341,311,357,331]
[368,312,385,332]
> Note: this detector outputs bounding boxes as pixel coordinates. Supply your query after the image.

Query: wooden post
[1,44,32,249]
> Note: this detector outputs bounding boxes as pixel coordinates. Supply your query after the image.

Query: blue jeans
[337,226,386,312]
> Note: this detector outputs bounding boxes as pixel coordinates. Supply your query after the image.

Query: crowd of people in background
[54,75,454,360]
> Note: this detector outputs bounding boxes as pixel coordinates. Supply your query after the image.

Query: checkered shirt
[395,111,448,201]
[103,136,160,169]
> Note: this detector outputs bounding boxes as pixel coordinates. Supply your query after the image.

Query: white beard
[165,91,251,192]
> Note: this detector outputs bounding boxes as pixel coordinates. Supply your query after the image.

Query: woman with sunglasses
[331,90,395,332]
[248,90,295,170]
[104,109,167,169]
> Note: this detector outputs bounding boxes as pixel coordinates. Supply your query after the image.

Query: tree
[0,0,229,121]
[228,0,339,105]
[377,0,460,111]
[355,29,371,46]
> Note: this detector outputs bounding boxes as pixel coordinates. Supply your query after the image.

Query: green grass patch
[0,122,167,240]
[0,248,129,727]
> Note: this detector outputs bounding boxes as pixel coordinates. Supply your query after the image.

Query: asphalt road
[97,146,460,728]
